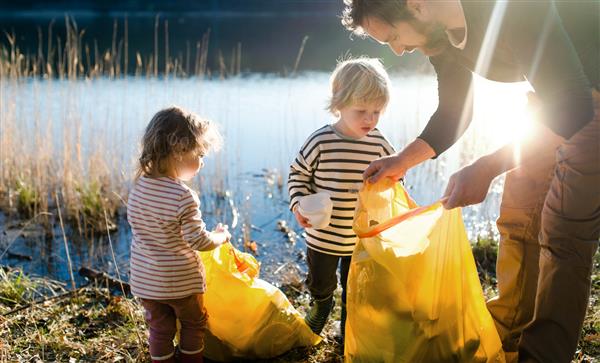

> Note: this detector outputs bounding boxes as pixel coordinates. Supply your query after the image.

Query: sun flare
[473,75,536,150]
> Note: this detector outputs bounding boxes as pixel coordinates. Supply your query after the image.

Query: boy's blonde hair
[136,106,222,178]
[327,57,390,114]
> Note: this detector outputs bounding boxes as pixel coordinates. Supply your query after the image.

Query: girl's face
[335,101,385,139]
[171,149,205,181]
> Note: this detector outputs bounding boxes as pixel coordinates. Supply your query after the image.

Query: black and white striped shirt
[288,125,396,256]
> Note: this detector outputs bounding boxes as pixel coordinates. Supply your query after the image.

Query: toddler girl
[128,106,230,363]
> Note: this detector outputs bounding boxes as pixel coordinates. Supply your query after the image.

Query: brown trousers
[140,294,208,360]
[487,90,600,363]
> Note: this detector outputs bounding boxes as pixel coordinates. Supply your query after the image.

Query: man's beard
[412,20,450,56]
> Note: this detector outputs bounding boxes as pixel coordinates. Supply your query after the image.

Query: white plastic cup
[297,192,333,229]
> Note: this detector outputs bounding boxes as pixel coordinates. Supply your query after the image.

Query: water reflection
[0,73,532,285]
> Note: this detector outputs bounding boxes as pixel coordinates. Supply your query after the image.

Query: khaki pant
[487,90,600,363]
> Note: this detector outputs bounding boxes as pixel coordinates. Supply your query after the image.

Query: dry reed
[0,15,248,237]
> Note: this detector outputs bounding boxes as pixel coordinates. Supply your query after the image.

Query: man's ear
[406,0,429,21]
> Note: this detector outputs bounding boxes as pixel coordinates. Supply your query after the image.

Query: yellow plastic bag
[198,243,321,361]
[345,180,505,363]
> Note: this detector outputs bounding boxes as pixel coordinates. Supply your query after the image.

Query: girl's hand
[293,207,312,228]
[214,223,231,244]
[215,223,228,233]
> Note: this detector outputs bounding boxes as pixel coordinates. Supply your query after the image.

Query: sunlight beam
[453,1,509,148]
[473,1,509,76]
[526,8,554,82]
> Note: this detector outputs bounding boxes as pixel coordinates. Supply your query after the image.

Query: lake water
[0,72,533,286]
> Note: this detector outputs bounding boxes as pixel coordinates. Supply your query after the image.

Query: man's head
[342,0,450,56]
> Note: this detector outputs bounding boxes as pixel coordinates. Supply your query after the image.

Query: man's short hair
[341,0,414,36]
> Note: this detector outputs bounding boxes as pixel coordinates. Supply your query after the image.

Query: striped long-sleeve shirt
[288,125,396,256]
[127,176,217,300]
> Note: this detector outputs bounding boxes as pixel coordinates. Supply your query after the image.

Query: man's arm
[443,1,595,209]
[418,53,474,157]
[443,113,564,209]
[364,54,473,183]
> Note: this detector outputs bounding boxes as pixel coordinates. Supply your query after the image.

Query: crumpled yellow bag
[198,243,321,361]
[345,180,505,363]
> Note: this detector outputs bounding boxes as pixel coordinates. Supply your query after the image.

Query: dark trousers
[306,248,352,304]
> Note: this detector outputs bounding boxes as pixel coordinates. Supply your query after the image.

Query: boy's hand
[293,207,312,228]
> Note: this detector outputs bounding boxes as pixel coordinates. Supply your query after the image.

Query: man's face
[362,16,449,57]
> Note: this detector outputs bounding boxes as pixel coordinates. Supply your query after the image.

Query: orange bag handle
[355,185,441,238]
[228,244,251,274]
[356,203,440,238]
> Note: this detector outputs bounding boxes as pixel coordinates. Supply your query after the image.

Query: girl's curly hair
[136,106,222,178]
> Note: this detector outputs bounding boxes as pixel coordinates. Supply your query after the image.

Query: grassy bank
[0,267,342,363]
[1,243,599,363]
[0,269,148,361]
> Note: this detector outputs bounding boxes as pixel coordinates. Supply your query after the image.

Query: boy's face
[337,102,384,139]
[173,149,205,181]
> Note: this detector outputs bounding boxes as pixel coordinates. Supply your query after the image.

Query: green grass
[577,253,600,360]
[1,243,598,362]
[0,269,31,308]
[77,182,104,220]
[72,181,118,233]
[15,179,39,218]
[471,236,499,299]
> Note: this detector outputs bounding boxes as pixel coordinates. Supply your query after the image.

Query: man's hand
[442,158,497,209]
[363,138,436,184]
[293,206,312,228]
[363,154,407,184]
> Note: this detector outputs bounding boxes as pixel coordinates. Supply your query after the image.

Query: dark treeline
[0,1,431,75]
[0,0,341,14]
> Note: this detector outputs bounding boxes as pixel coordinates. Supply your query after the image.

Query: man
[341,0,599,362]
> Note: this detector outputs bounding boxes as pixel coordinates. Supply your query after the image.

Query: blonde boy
[288,57,396,341]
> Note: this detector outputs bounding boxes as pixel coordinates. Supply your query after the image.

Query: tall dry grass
[0,16,226,80]
[0,16,244,236]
